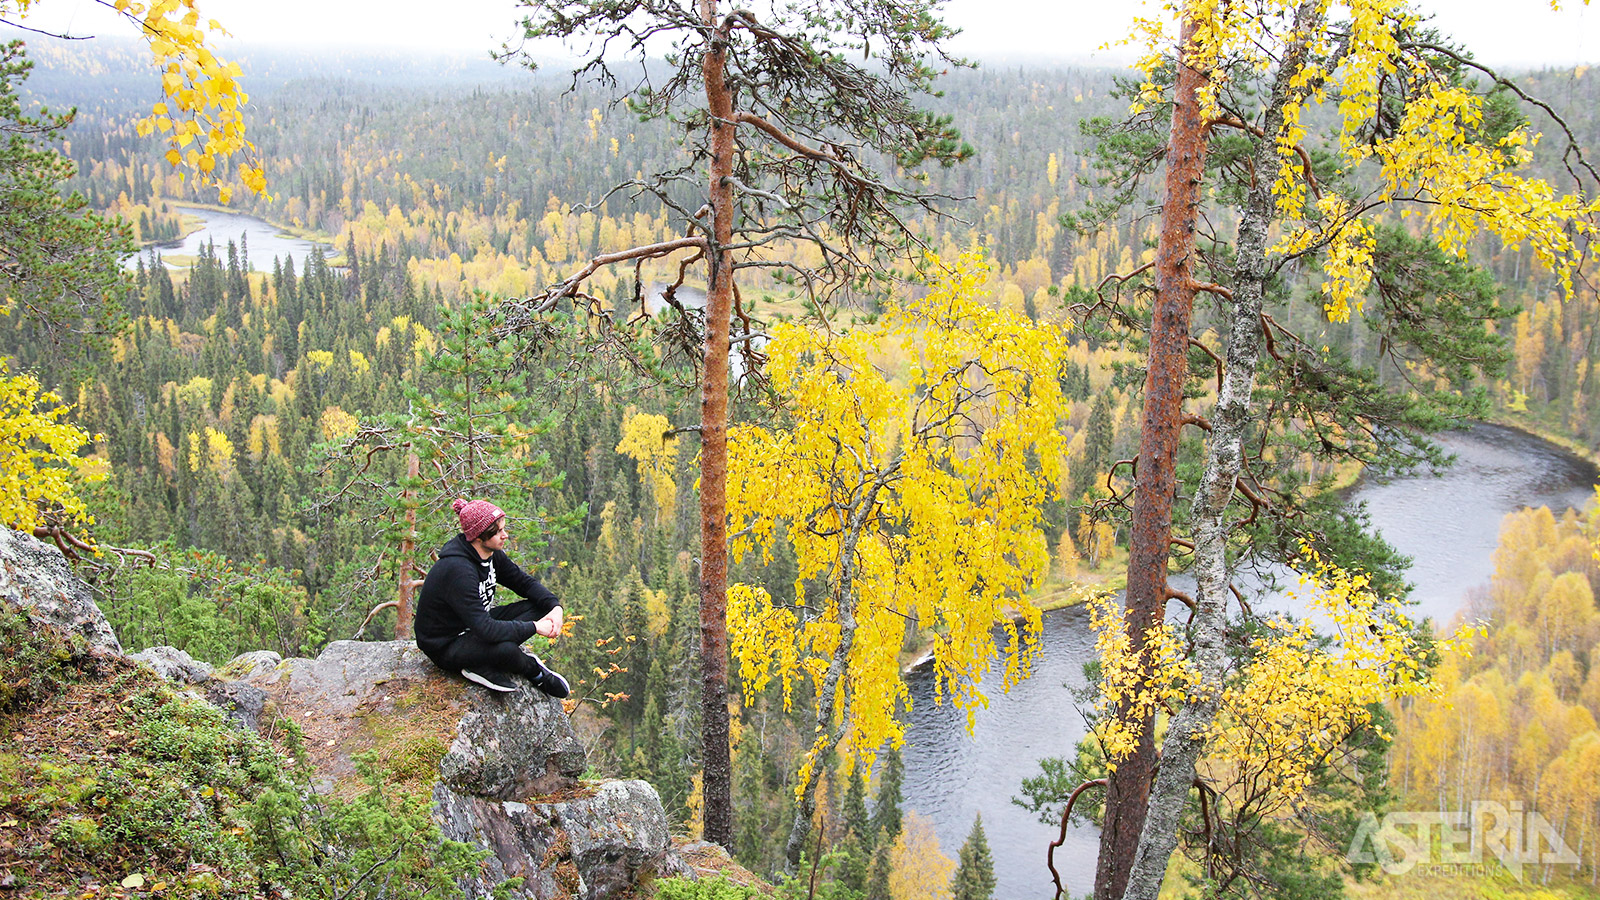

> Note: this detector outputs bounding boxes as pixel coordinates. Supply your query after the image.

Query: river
[900,423,1598,899]
[127,206,335,271]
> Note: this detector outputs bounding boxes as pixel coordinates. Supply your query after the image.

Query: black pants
[422,598,546,678]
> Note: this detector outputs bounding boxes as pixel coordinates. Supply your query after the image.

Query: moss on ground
[0,602,487,899]
[0,602,285,896]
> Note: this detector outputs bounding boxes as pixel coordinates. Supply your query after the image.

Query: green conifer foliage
[0,41,133,367]
[869,744,904,842]
[950,813,997,900]
[311,292,578,636]
[864,842,892,900]
[837,766,871,892]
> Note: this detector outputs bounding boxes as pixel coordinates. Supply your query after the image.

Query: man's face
[481,519,509,552]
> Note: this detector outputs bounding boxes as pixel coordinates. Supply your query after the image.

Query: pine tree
[0,41,133,370]
[311,292,578,637]
[950,814,996,900]
[501,0,974,847]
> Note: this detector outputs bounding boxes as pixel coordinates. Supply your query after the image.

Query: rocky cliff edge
[2,526,690,899]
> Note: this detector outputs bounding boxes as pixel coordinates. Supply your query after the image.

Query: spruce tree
[869,744,904,842]
[864,841,893,900]
[838,766,872,892]
[950,814,996,900]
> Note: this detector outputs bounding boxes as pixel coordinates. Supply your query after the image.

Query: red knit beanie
[453,498,505,541]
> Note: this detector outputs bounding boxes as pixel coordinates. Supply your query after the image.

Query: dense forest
[7,27,1600,893]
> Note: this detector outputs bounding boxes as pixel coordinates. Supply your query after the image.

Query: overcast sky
[14,0,1600,67]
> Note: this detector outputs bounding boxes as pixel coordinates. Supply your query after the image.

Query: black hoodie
[414,533,560,655]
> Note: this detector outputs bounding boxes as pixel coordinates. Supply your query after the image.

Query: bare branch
[1050,778,1109,900]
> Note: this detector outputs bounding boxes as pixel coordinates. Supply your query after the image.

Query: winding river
[128,206,334,271]
[900,423,1598,899]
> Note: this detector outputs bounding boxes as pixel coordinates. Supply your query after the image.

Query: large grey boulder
[433,785,567,899]
[435,779,689,900]
[0,527,120,654]
[441,677,587,799]
[236,639,685,898]
[132,646,270,731]
[216,649,283,681]
[542,780,691,898]
[131,645,214,684]
[247,639,437,711]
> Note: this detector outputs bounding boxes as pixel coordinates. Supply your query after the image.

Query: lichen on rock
[0,527,120,654]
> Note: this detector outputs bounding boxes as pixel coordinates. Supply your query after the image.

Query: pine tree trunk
[1096,11,1209,899]
[1118,9,1318,898]
[697,0,736,847]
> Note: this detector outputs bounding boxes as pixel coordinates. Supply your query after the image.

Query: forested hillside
[7,31,1600,886]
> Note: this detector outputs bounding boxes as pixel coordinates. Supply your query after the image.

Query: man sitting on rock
[414,498,571,697]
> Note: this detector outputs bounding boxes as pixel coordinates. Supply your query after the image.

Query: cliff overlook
[0,526,718,899]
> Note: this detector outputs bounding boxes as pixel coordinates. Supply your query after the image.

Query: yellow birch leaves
[6,0,265,201]
[724,252,1070,771]
[0,362,100,532]
[1090,546,1474,810]
[1126,0,1596,323]
[616,412,680,520]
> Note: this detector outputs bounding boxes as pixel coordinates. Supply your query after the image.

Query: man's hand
[534,606,565,639]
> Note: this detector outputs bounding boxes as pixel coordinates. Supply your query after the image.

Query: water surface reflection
[901,424,1596,899]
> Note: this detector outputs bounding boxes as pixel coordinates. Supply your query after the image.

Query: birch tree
[497,0,972,844]
[723,254,1068,867]
[2,0,265,199]
[1068,2,1599,898]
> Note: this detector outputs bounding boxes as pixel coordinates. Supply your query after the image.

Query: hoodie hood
[437,533,485,563]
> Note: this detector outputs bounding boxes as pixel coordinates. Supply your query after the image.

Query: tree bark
[1118,9,1319,898]
[698,0,736,847]
[1096,11,1210,900]
[396,450,419,639]
[783,475,886,870]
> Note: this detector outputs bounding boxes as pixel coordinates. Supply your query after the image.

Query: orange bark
[697,0,736,846]
[1097,11,1210,900]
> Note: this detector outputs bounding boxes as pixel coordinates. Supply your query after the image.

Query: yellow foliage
[1055,528,1080,579]
[1093,545,1471,812]
[173,376,213,414]
[7,0,265,200]
[0,363,101,531]
[642,586,672,638]
[1126,0,1596,321]
[887,812,954,900]
[1390,504,1600,877]
[615,411,680,522]
[304,349,336,373]
[725,251,1070,782]
[319,406,359,442]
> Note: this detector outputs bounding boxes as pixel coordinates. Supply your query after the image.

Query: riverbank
[133,203,345,270]
[176,199,342,248]
[900,417,1599,674]
[1488,412,1600,468]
